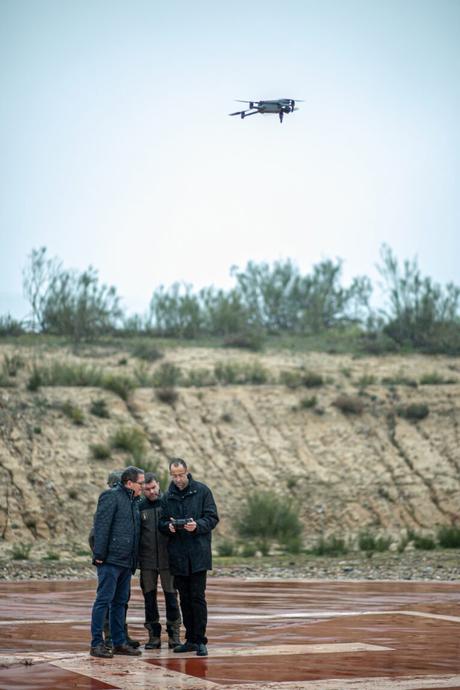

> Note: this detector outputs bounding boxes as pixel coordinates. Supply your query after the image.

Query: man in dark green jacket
[159,458,219,657]
[138,472,181,649]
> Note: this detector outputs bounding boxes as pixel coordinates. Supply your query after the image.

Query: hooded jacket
[92,483,140,573]
[159,474,219,576]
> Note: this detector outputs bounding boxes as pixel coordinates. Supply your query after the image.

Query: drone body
[229,98,302,123]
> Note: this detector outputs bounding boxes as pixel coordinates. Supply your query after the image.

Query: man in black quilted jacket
[90,465,144,658]
[159,458,219,657]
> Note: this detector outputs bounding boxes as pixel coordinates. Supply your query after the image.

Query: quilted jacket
[92,483,141,573]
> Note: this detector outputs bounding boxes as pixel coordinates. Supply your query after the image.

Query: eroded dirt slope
[0,344,459,557]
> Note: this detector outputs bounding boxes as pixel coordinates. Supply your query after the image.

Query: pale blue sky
[1,0,459,318]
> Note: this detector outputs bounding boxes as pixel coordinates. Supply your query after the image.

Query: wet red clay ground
[0,577,459,689]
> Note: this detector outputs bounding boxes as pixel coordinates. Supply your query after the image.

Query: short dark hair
[169,458,187,471]
[144,472,158,484]
[121,466,144,484]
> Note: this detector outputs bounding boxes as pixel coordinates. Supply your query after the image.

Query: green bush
[419,372,457,385]
[302,371,324,388]
[356,374,376,388]
[37,362,104,387]
[280,369,323,389]
[155,387,179,405]
[185,367,215,387]
[381,375,418,388]
[131,342,164,362]
[396,403,429,421]
[437,525,460,548]
[222,331,264,352]
[216,539,236,557]
[42,551,60,561]
[311,536,348,556]
[358,532,391,552]
[110,426,147,460]
[412,534,436,550]
[220,412,233,423]
[214,361,240,384]
[152,362,182,387]
[299,395,317,410]
[27,366,43,392]
[90,443,111,460]
[11,543,32,560]
[102,374,136,401]
[240,542,257,558]
[90,398,110,418]
[236,491,303,555]
[61,401,85,425]
[242,361,269,384]
[332,394,364,415]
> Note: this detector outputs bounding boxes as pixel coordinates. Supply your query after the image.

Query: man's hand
[184,519,197,532]
[168,518,176,533]
[95,559,103,564]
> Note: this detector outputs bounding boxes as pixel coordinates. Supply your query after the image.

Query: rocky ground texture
[1,551,458,582]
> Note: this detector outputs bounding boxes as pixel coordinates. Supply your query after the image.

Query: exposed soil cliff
[1,343,459,559]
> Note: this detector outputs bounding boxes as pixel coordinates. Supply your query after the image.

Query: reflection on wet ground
[0,578,459,689]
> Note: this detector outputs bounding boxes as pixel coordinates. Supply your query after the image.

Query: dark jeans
[91,563,132,647]
[175,570,207,644]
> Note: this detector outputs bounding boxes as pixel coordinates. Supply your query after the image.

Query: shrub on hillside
[90,443,111,460]
[61,400,85,425]
[332,394,364,415]
[396,403,429,421]
[222,331,264,352]
[437,525,460,548]
[311,536,348,556]
[102,373,136,401]
[358,532,391,553]
[237,491,303,555]
[90,398,110,418]
[152,362,182,388]
[155,387,179,405]
[131,342,163,362]
[419,372,457,385]
[110,426,147,461]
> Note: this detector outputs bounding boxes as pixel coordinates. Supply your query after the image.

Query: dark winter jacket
[92,483,141,574]
[138,495,170,571]
[159,474,219,576]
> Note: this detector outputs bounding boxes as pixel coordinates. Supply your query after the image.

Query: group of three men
[90,458,219,659]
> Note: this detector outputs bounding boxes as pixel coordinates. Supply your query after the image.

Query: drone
[229,98,303,123]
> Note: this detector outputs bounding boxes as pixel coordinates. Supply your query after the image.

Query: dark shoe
[113,644,142,656]
[145,636,161,649]
[90,643,113,658]
[173,642,198,653]
[103,638,113,650]
[196,643,208,657]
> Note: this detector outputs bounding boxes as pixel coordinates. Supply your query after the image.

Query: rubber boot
[166,618,181,649]
[144,622,161,649]
[125,623,141,649]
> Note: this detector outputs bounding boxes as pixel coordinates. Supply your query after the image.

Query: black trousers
[174,571,207,644]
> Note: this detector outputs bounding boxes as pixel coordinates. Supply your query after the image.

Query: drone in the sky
[229,98,303,123]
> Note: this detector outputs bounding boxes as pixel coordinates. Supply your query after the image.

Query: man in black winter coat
[138,472,181,649]
[159,458,219,657]
[90,465,144,659]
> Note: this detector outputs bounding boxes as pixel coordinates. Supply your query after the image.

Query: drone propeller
[229,110,246,116]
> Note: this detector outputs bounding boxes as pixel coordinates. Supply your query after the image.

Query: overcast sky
[1,0,459,319]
